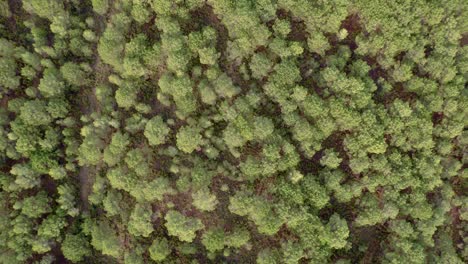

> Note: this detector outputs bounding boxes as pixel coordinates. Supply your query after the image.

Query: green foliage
[61,234,91,262]
[37,214,66,239]
[125,248,145,264]
[30,150,57,174]
[98,14,129,72]
[320,149,343,169]
[90,221,121,258]
[0,57,20,89]
[15,191,51,218]
[212,73,241,98]
[225,227,250,248]
[0,1,10,18]
[47,97,69,119]
[229,191,284,235]
[56,184,79,217]
[164,210,204,242]
[38,68,66,98]
[251,54,274,80]
[125,148,150,177]
[115,80,139,109]
[10,163,40,190]
[307,33,330,55]
[148,237,171,262]
[158,73,198,116]
[127,203,154,237]
[24,0,64,19]
[1,1,466,263]
[192,188,218,212]
[61,62,88,86]
[102,190,123,216]
[103,132,130,166]
[144,116,170,146]
[202,228,225,252]
[20,100,52,126]
[281,241,304,264]
[202,226,250,253]
[273,19,291,37]
[106,166,136,192]
[326,213,349,249]
[78,133,104,166]
[123,34,151,77]
[131,1,152,24]
[257,248,281,264]
[302,176,329,209]
[92,0,108,15]
[176,125,203,153]
[142,177,175,202]
[188,27,219,65]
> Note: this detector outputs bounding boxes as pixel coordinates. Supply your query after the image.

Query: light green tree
[144,116,170,146]
[149,238,171,262]
[61,234,92,262]
[128,204,154,237]
[176,125,203,153]
[164,210,204,242]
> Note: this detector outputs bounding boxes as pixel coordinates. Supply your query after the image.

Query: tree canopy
[0,0,466,263]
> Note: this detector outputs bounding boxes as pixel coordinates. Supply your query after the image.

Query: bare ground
[75,9,108,213]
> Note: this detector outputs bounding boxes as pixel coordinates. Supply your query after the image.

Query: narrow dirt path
[78,166,91,212]
[76,10,108,213]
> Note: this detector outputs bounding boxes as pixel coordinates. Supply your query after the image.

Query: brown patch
[190,5,229,58]
[339,13,362,51]
[364,55,417,105]
[450,206,465,256]
[78,167,91,212]
[341,13,362,35]
[4,0,28,44]
[375,186,385,209]
[48,243,70,264]
[254,176,277,198]
[288,19,308,42]
[271,9,309,42]
[41,175,58,195]
[298,151,322,176]
[0,95,8,109]
[324,131,360,179]
[298,52,326,97]
[461,33,468,46]
[382,85,418,106]
[139,15,159,42]
[432,112,444,125]
[276,9,289,20]
[242,142,263,159]
[358,226,385,264]
[211,175,243,194]
[151,151,171,173]
[365,57,387,82]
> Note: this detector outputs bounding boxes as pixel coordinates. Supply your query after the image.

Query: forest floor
[75,9,109,213]
[76,60,103,213]
[78,166,91,212]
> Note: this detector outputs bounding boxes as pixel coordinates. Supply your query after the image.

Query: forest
[0,0,467,263]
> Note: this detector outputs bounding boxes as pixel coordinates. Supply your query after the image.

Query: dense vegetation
[0,0,467,263]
